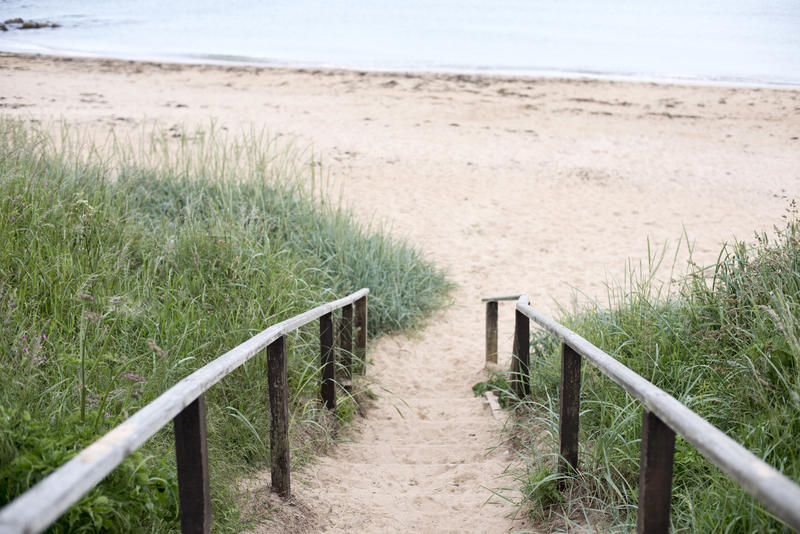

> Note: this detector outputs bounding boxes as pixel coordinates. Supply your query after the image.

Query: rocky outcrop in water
[3,18,60,30]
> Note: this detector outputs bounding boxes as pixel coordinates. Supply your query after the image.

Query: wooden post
[320,312,336,410]
[637,409,676,534]
[511,308,530,397]
[267,335,291,498]
[559,343,581,487]
[339,304,354,379]
[485,301,498,364]
[355,295,368,375]
[173,394,211,534]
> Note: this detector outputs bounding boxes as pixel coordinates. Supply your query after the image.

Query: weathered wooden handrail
[484,293,800,533]
[0,288,369,534]
[481,294,521,364]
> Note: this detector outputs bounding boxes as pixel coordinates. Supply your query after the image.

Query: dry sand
[2,52,799,532]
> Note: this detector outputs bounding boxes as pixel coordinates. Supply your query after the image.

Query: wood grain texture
[339,304,354,378]
[268,336,291,498]
[559,342,581,484]
[320,312,336,410]
[355,295,368,375]
[511,306,530,397]
[485,301,498,364]
[637,409,675,534]
[174,395,211,534]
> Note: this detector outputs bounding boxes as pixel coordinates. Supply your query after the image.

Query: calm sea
[1,0,799,86]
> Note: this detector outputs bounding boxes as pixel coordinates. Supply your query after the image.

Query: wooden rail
[0,289,369,534]
[483,294,800,533]
[481,294,521,365]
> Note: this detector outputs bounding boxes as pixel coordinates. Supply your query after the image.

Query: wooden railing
[482,294,800,533]
[0,289,369,534]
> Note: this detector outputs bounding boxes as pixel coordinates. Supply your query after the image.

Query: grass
[479,212,800,532]
[0,119,452,532]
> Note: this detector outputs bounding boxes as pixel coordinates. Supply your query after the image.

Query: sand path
[272,300,524,533]
[2,53,799,532]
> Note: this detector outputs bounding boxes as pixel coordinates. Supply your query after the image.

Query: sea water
[1,0,799,86]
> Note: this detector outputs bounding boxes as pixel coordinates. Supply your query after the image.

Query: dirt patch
[240,481,324,534]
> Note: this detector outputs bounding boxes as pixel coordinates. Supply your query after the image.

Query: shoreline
[3,50,800,91]
[2,49,798,310]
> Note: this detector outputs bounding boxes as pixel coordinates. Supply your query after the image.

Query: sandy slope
[2,53,799,532]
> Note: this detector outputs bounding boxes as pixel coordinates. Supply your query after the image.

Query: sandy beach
[2,52,799,532]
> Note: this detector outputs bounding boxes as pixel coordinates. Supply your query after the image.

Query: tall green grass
[0,120,451,532]
[503,215,800,532]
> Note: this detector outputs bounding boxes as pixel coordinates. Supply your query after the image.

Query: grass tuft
[0,119,451,532]
[501,210,800,532]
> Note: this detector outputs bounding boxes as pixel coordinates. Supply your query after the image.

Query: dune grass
[481,213,800,532]
[0,119,452,532]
